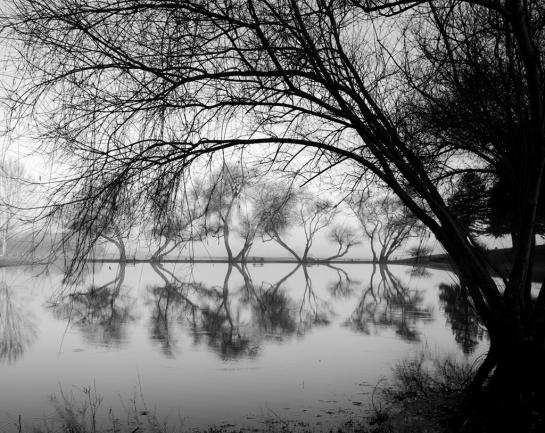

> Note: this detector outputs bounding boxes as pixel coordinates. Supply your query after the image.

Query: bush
[407,246,433,260]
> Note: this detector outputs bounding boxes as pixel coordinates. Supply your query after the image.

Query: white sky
[0,2,513,261]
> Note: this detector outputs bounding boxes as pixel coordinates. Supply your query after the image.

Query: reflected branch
[236,262,300,338]
[325,263,360,298]
[49,262,136,347]
[345,264,434,342]
[298,265,333,332]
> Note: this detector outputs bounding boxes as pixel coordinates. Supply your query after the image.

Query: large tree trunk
[480,334,545,430]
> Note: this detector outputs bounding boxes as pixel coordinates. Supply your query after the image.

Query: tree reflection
[47,262,448,359]
[326,264,360,298]
[0,281,36,364]
[146,262,339,359]
[148,262,255,360]
[407,266,432,279]
[438,283,486,354]
[192,264,256,359]
[240,262,334,336]
[237,262,299,338]
[345,264,433,342]
[50,262,136,347]
[298,265,334,332]
[147,280,197,357]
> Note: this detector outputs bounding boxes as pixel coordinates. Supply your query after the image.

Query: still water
[0,262,487,430]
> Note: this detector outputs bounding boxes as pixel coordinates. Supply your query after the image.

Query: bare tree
[200,162,251,261]
[350,192,422,262]
[150,216,186,261]
[149,185,206,261]
[325,224,362,261]
[66,206,128,263]
[253,181,299,257]
[262,190,338,262]
[3,0,545,421]
[0,159,26,256]
[297,195,338,261]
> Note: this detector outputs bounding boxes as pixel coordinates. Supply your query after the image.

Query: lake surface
[0,262,487,431]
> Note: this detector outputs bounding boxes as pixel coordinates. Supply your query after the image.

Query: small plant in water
[26,384,171,433]
[371,351,476,433]
[390,352,473,399]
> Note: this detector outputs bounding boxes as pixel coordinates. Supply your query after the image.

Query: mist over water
[0,263,487,430]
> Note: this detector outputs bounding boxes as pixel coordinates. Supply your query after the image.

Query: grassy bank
[370,351,545,433]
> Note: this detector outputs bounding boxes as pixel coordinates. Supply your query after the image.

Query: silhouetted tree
[447,172,490,235]
[399,5,545,252]
[326,225,362,261]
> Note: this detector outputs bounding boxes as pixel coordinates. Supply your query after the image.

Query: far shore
[392,244,545,281]
[88,256,381,264]
[0,255,40,267]
[5,245,545,282]
[86,244,545,283]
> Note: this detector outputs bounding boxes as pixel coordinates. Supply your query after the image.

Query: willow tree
[2,0,545,426]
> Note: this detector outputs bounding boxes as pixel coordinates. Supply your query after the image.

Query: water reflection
[0,280,36,364]
[145,262,339,359]
[50,263,137,347]
[344,264,433,342]
[147,262,298,360]
[147,262,202,357]
[142,262,434,356]
[438,283,486,354]
[0,263,491,430]
[44,263,487,360]
[193,264,257,360]
[299,265,334,331]
[238,263,299,339]
[326,264,359,298]
[407,265,432,279]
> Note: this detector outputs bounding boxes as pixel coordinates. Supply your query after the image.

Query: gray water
[0,262,487,430]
